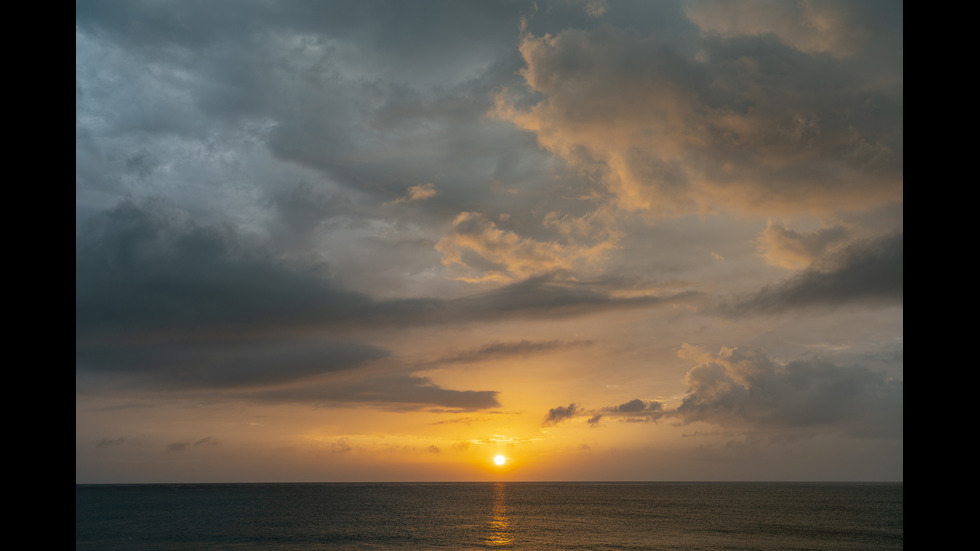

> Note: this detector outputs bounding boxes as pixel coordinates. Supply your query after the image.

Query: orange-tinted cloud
[435,211,617,282]
[684,0,872,58]
[493,15,902,219]
[757,221,850,270]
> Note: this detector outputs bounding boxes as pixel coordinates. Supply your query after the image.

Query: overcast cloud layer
[77,0,902,483]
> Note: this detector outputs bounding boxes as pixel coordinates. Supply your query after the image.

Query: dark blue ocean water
[76,482,902,550]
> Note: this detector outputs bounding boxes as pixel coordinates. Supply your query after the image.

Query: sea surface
[76,482,902,550]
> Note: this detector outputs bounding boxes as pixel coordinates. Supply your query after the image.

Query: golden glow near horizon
[494,454,506,466]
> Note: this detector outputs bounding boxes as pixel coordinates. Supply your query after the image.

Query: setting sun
[494,455,506,466]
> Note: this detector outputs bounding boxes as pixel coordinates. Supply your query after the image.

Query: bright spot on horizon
[494,455,506,466]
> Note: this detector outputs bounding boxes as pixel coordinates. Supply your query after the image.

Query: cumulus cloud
[669,345,902,437]
[493,8,902,219]
[573,345,902,438]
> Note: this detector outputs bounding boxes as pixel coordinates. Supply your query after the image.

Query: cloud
[543,403,578,425]
[583,399,667,424]
[442,274,703,323]
[727,232,902,314]
[76,201,699,341]
[388,183,438,205]
[576,345,901,438]
[757,221,850,270]
[246,371,500,411]
[572,346,903,438]
[582,0,607,19]
[614,399,648,413]
[76,338,390,391]
[684,0,885,58]
[670,346,902,437]
[74,200,502,409]
[493,10,902,219]
[435,211,618,283]
[612,399,665,417]
[75,200,388,390]
[75,200,373,339]
[430,339,591,366]
[266,183,355,248]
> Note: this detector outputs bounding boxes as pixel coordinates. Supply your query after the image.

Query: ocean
[76,482,902,550]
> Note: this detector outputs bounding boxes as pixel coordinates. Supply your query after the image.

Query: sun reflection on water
[485,482,513,547]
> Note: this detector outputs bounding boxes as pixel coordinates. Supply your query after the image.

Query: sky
[76,0,902,483]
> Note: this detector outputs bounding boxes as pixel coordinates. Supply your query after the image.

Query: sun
[494,454,506,466]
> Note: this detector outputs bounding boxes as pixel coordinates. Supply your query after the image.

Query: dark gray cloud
[671,347,902,438]
[76,338,389,390]
[575,347,901,438]
[613,399,665,416]
[76,201,674,407]
[75,200,374,339]
[76,202,697,337]
[443,275,702,323]
[725,232,903,314]
[75,0,536,210]
[430,339,592,366]
[74,201,484,407]
[250,373,500,411]
[615,399,648,413]
[583,399,667,424]
[543,403,578,425]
